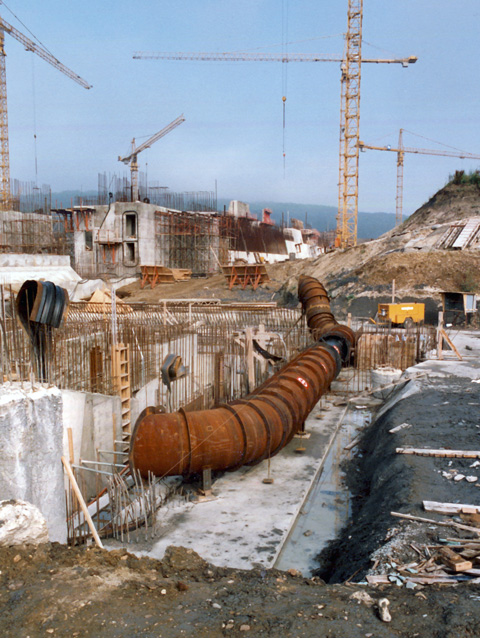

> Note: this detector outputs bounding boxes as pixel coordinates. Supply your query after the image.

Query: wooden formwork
[221,264,269,291]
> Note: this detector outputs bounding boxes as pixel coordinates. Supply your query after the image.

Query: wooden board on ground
[397,447,480,459]
[438,547,473,572]
[423,501,480,515]
[171,268,192,281]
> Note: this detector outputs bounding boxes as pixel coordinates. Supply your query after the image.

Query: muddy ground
[0,542,479,638]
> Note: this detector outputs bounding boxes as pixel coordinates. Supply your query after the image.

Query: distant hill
[218,199,396,240]
[400,178,480,232]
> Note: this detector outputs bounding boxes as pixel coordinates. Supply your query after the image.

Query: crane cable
[281,0,289,176]
[31,55,38,188]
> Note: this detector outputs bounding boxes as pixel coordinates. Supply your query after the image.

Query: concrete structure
[0,384,66,542]
[52,201,323,280]
[0,382,124,542]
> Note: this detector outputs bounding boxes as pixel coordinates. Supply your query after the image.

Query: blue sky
[4,1,480,216]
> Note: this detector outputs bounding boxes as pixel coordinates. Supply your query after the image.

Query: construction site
[1,2,480,637]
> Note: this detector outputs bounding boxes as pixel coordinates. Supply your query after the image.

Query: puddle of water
[274,407,371,576]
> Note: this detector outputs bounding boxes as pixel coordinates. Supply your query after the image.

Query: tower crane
[118,114,185,202]
[0,14,91,210]
[359,128,480,225]
[337,0,362,250]
[134,51,416,65]
[133,1,416,248]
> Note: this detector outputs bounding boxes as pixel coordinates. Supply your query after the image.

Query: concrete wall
[130,334,201,426]
[61,390,122,498]
[0,384,66,543]
[0,383,124,544]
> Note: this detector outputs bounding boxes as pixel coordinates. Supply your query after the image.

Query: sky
[3,0,480,216]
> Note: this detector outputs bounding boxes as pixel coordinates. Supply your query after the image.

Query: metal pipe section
[130,276,353,479]
[129,342,341,478]
[298,275,356,361]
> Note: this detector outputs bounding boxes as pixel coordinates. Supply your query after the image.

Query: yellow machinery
[377,303,425,328]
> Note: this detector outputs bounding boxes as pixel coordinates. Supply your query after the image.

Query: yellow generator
[377,303,425,328]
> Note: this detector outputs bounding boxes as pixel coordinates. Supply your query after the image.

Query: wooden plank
[390,511,480,535]
[344,435,361,451]
[440,329,463,361]
[67,427,74,465]
[397,448,480,459]
[423,501,480,516]
[389,422,412,434]
[438,547,473,572]
[460,549,480,559]
[366,575,389,584]
[405,575,459,584]
[62,456,103,549]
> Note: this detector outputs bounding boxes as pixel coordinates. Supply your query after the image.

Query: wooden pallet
[221,264,269,291]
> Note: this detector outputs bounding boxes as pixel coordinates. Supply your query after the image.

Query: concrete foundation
[0,384,66,542]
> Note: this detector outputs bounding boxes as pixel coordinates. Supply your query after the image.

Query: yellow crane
[118,114,185,202]
[134,31,415,250]
[0,14,91,210]
[359,129,480,225]
[337,0,362,250]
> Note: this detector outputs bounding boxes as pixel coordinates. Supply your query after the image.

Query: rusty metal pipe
[130,276,350,479]
[129,342,341,478]
[298,275,355,361]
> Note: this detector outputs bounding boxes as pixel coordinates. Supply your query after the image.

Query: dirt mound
[356,251,480,292]
[401,180,480,232]
[1,541,480,637]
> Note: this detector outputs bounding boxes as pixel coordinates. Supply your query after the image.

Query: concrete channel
[109,382,378,576]
[274,406,372,576]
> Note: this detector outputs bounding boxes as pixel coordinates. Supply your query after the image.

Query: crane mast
[0,14,91,210]
[0,29,9,209]
[359,129,480,224]
[336,0,363,249]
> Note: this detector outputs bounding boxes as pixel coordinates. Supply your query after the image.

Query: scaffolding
[98,172,217,212]
[9,180,52,214]
[155,210,223,275]
[0,210,68,254]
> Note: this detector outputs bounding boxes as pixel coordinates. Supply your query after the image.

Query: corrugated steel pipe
[130,275,353,479]
[130,341,342,478]
[298,275,356,361]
